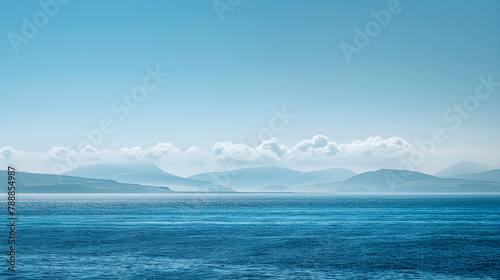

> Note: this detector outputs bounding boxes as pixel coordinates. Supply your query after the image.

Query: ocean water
[2,194,499,279]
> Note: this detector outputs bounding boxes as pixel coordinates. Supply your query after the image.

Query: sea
[2,193,499,279]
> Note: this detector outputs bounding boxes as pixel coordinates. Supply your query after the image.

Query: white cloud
[185,146,208,165]
[337,136,412,158]
[290,135,339,161]
[212,141,260,162]
[258,138,287,158]
[45,146,71,162]
[212,138,288,163]
[295,134,331,151]
[117,146,144,161]
[0,135,422,175]
[0,147,26,161]
[145,142,181,160]
[78,145,111,161]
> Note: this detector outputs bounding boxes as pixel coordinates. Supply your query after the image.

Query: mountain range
[293,169,500,193]
[445,169,500,182]
[62,162,235,192]
[0,170,173,193]
[1,161,499,193]
[434,161,491,178]
[189,167,357,192]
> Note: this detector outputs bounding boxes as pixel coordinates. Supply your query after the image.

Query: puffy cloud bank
[0,135,414,172]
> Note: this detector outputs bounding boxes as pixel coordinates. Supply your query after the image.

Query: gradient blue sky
[1,0,499,175]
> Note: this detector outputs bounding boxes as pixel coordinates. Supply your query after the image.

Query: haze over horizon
[1,0,499,177]
[1,2,499,279]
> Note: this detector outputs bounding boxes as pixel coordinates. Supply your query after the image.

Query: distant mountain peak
[62,163,234,192]
[445,169,500,182]
[435,161,491,178]
[189,166,356,191]
[115,162,169,175]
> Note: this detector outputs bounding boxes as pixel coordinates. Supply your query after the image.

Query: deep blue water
[2,194,499,279]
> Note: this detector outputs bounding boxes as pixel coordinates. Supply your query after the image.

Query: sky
[0,0,499,176]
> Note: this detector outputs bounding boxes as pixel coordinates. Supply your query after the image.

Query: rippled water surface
[2,194,499,279]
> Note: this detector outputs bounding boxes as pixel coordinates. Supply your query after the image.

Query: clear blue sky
[1,0,499,174]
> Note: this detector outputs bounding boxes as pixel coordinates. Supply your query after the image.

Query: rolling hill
[0,170,173,193]
[446,169,500,182]
[9,164,499,194]
[296,169,500,193]
[435,161,491,178]
[189,167,303,191]
[63,163,234,192]
[189,166,356,191]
